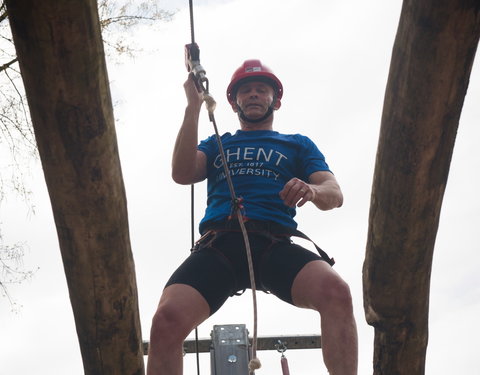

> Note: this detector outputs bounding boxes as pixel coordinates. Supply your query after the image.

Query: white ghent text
[213,147,287,168]
[213,146,288,183]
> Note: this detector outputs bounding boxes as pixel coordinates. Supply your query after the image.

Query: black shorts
[165,221,325,315]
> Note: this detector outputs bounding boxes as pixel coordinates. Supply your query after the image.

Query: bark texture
[364,1,480,374]
[6,1,144,374]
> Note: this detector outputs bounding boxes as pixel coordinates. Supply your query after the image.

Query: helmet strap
[235,94,278,124]
[237,105,274,123]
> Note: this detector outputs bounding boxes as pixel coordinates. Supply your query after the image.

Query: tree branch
[0,1,7,23]
[0,57,17,73]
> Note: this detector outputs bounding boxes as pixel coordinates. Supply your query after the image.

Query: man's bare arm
[171,74,207,185]
[279,171,343,210]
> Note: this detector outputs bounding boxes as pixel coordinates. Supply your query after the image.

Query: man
[147,60,358,375]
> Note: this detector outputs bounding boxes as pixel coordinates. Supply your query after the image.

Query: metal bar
[256,334,321,351]
[143,334,321,355]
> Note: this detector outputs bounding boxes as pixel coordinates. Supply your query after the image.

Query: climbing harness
[186,1,261,373]
[275,340,291,375]
[202,219,335,267]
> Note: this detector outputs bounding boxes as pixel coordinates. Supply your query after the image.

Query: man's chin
[243,110,266,119]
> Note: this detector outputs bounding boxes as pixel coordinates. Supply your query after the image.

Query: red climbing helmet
[226,59,283,105]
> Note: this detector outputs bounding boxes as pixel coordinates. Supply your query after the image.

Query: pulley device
[186,45,219,127]
[185,43,208,93]
[184,42,217,117]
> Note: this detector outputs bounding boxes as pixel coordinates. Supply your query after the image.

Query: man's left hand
[279,178,314,208]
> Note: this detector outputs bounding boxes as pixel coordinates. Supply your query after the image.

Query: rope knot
[233,196,244,210]
[248,357,261,373]
[202,92,216,113]
[228,197,245,220]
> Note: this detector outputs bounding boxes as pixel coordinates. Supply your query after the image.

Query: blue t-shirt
[197,130,331,232]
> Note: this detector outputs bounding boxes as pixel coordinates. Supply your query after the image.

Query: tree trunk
[363,1,480,374]
[6,1,144,374]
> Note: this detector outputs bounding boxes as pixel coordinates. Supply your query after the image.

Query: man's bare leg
[292,260,358,375]
[147,284,210,375]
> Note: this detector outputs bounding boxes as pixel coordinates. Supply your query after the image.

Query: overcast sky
[1,1,479,374]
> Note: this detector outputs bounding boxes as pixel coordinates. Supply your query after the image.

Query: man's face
[234,81,277,120]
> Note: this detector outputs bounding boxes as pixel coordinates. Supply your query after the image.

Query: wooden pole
[6,1,144,374]
[363,0,480,373]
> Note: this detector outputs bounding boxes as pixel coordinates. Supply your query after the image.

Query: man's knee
[150,285,210,345]
[150,303,190,345]
[293,261,353,311]
[319,277,353,313]
[150,306,181,343]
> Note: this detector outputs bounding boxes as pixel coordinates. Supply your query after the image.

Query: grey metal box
[210,324,251,375]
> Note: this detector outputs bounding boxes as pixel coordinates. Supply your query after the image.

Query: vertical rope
[237,209,259,372]
[188,0,195,43]
[187,0,261,372]
[209,113,238,202]
[188,3,201,374]
[191,184,201,375]
[208,108,261,374]
[190,185,195,247]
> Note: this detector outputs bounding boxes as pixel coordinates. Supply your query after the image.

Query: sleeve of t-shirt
[197,135,217,161]
[297,135,331,180]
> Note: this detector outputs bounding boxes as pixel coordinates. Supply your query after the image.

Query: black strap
[202,219,335,267]
[286,228,335,267]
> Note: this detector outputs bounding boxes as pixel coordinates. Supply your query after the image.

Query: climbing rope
[186,1,261,373]
[187,4,202,373]
[188,0,195,43]
[190,184,201,375]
